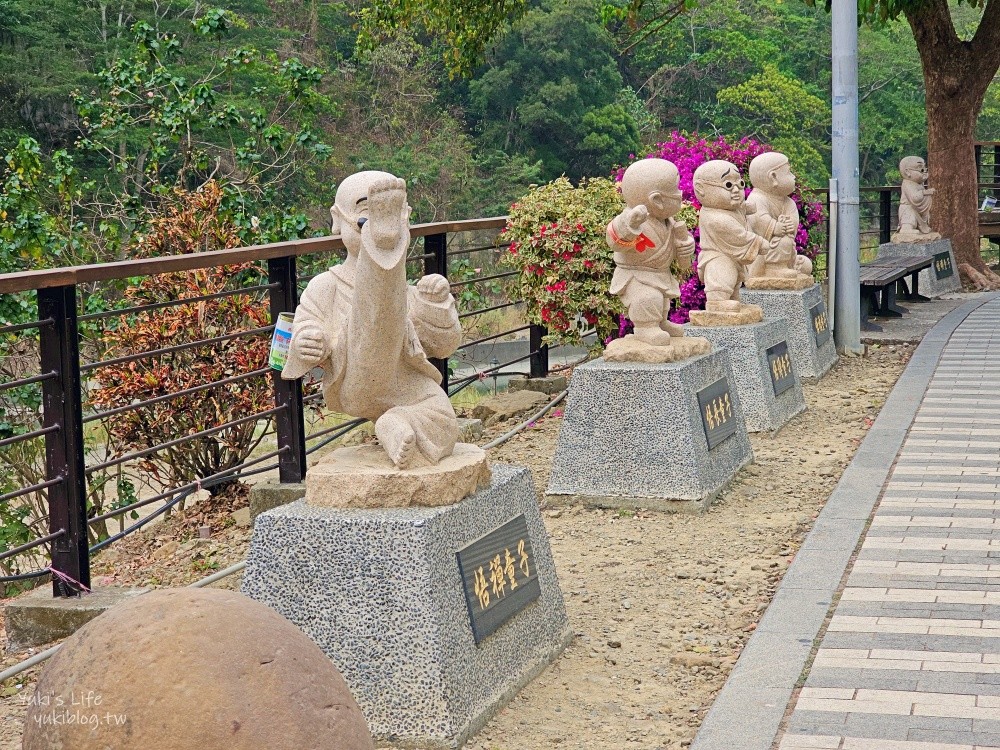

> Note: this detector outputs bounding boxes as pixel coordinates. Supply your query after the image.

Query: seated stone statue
[892,155,941,243]
[282,171,462,469]
[693,160,775,320]
[745,152,813,288]
[606,158,696,346]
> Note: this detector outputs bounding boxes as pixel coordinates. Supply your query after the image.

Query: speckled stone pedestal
[877,238,960,297]
[691,319,806,433]
[241,464,570,749]
[545,350,753,512]
[739,284,838,381]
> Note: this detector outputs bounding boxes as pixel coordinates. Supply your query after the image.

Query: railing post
[424,232,450,390]
[529,324,549,379]
[879,189,892,245]
[993,145,1000,199]
[975,144,983,187]
[38,285,89,597]
[267,256,307,483]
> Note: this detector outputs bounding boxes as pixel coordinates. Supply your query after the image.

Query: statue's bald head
[900,156,926,180]
[749,152,788,188]
[330,170,397,256]
[620,159,679,208]
[332,171,395,223]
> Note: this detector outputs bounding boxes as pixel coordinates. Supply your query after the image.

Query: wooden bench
[982,212,1000,239]
[859,254,934,332]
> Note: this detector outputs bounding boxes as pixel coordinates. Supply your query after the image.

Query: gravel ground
[0,343,913,750]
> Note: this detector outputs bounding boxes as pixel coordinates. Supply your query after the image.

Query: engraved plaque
[456,515,541,644]
[766,340,795,396]
[934,251,954,280]
[696,377,737,450]
[810,302,831,348]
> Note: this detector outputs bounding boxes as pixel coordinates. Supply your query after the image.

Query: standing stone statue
[603,158,710,361]
[282,171,462,469]
[744,152,813,289]
[690,160,770,325]
[892,155,942,243]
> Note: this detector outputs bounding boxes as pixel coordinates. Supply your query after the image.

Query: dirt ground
[0,343,913,750]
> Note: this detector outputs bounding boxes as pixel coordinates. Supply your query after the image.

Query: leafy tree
[716,65,830,185]
[466,0,643,181]
[355,0,528,78]
[75,15,334,230]
[802,0,1000,283]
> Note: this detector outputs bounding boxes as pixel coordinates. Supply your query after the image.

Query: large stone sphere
[23,588,374,750]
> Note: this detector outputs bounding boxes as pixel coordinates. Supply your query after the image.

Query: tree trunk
[905,0,1000,286]
[924,90,984,275]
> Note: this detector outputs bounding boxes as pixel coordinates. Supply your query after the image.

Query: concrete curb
[689,291,999,750]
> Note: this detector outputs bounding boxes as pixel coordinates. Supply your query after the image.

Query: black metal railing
[0,217,568,597]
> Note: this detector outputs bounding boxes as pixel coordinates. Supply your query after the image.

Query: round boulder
[23,588,374,750]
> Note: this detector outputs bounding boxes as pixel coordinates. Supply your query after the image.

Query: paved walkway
[782,299,1000,749]
[694,293,1000,750]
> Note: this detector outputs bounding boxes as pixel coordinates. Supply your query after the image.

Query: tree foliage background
[0,0,996,258]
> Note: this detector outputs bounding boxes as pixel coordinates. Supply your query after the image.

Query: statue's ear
[769,169,781,188]
[330,204,342,235]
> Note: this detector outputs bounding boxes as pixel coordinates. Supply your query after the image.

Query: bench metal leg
[900,274,931,303]
[861,287,883,332]
[877,283,906,318]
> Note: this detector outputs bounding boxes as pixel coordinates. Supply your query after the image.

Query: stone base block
[5,586,149,653]
[691,320,806,432]
[877,238,960,297]
[507,375,568,395]
[305,443,490,509]
[242,464,570,749]
[744,275,814,290]
[249,480,306,522]
[604,334,711,363]
[739,284,838,381]
[545,350,753,511]
[688,305,763,327]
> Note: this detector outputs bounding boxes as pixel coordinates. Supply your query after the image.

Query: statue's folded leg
[375,390,459,468]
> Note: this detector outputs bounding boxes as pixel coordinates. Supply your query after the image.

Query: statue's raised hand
[417,274,451,304]
[367,176,410,250]
[624,205,649,234]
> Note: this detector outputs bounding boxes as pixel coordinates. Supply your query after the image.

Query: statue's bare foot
[367,176,409,251]
[633,326,674,346]
[376,412,421,469]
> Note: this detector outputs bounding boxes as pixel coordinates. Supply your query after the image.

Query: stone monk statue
[693,160,775,319]
[892,155,941,243]
[745,152,813,287]
[606,158,696,346]
[282,171,462,469]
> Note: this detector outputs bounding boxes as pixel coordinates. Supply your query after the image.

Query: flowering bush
[617,132,828,323]
[501,177,624,345]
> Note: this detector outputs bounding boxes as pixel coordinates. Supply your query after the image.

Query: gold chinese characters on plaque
[766,340,795,396]
[810,302,831,347]
[457,514,541,644]
[696,377,738,450]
